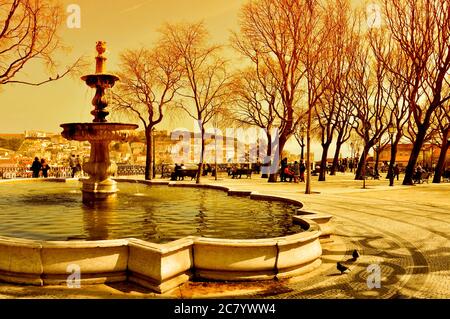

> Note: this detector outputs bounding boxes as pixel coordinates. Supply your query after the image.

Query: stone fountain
[61,41,138,204]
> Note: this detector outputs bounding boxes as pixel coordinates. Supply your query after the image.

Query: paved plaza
[0,173,449,299]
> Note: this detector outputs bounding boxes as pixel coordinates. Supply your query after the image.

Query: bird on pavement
[337,262,350,274]
[352,249,360,261]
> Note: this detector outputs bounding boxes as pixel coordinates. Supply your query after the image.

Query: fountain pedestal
[61,42,138,205]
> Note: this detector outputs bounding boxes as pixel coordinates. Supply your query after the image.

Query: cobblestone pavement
[0,174,448,298]
[216,174,450,299]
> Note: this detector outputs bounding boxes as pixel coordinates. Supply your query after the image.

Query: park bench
[171,168,198,181]
[413,171,430,184]
[364,171,380,180]
[231,168,252,179]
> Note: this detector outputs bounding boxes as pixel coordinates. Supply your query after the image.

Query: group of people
[413,164,428,183]
[202,163,216,177]
[69,154,82,178]
[280,158,306,183]
[172,163,186,180]
[30,157,51,178]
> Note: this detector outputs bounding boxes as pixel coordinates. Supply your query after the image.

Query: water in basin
[0,182,303,243]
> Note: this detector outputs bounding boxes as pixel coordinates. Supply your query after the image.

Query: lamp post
[388,123,396,187]
[152,127,156,179]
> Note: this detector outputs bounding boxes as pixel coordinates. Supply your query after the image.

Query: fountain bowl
[81,74,120,88]
[60,123,138,142]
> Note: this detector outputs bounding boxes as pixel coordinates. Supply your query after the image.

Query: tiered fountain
[0,41,330,294]
[60,41,138,204]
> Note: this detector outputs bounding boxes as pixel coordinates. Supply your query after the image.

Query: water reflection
[0,182,304,243]
[195,210,208,235]
[195,190,209,235]
[141,208,160,242]
[81,199,118,240]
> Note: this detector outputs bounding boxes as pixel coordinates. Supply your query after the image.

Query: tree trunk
[144,127,153,180]
[388,138,399,185]
[305,106,312,194]
[330,141,343,176]
[354,144,371,180]
[261,132,271,178]
[214,138,218,181]
[268,134,285,183]
[433,129,449,183]
[374,147,380,177]
[196,126,205,184]
[318,143,330,181]
[403,124,428,185]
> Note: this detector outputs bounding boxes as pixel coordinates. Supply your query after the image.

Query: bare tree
[230,66,279,177]
[161,22,231,184]
[431,102,449,183]
[112,44,183,180]
[233,0,309,183]
[345,38,392,180]
[330,103,354,175]
[328,0,359,176]
[369,22,412,184]
[381,0,450,185]
[0,0,83,87]
[298,0,338,193]
[293,122,306,162]
[314,0,357,181]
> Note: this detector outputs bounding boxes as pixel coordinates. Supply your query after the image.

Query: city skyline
[0,0,367,159]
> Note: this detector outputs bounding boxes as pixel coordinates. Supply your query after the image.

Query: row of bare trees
[111,0,449,187]
[231,0,449,187]
[2,0,448,187]
[381,0,450,185]
[111,22,231,182]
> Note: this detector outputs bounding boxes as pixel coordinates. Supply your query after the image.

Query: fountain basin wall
[127,237,195,293]
[0,228,321,293]
[0,179,332,293]
[193,231,322,281]
[0,237,129,286]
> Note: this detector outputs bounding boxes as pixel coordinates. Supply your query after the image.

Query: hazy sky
[0,0,367,158]
[0,0,243,134]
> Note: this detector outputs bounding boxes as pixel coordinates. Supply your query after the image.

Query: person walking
[280,157,288,182]
[30,157,41,178]
[393,164,400,181]
[414,165,423,183]
[300,160,306,182]
[40,158,51,178]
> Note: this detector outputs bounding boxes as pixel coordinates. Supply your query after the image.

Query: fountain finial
[95,41,107,74]
[80,41,119,123]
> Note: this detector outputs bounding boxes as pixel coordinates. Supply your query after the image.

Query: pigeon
[337,262,350,274]
[352,249,360,261]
